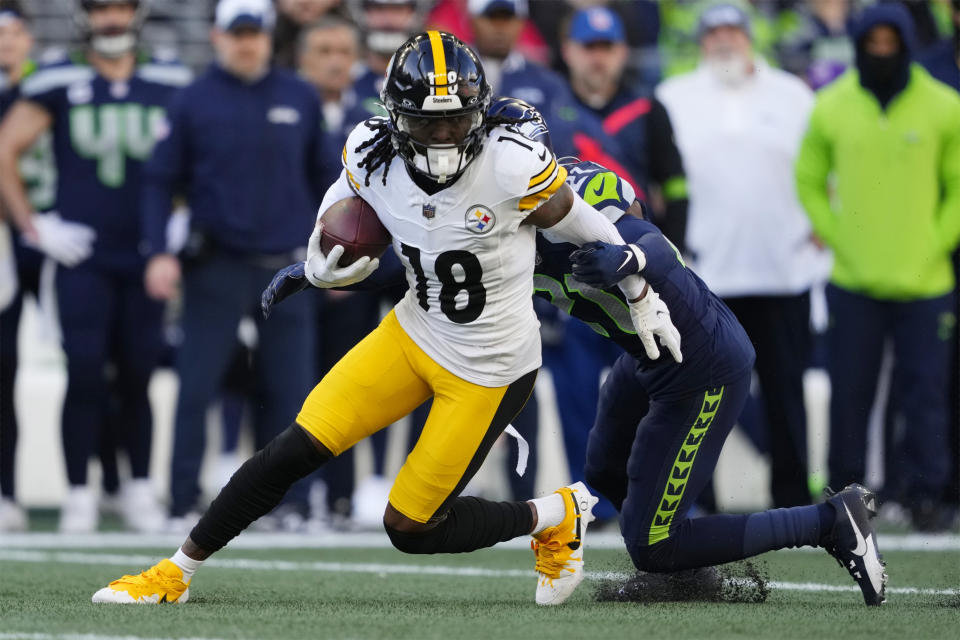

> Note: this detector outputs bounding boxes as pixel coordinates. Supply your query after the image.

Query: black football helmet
[380,31,492,184]
[76,0,146,58]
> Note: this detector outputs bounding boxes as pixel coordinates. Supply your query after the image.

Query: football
[319,196,392,267]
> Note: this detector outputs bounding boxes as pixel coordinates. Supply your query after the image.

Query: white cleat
[121,479,166,533]
[0,497,28,532]
[531,481,599,605]
[59,485,99,533]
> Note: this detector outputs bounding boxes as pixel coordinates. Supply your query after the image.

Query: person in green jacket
[795,3,960,531]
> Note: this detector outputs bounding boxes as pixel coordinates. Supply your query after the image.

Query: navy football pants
[56,260,163,486]
[826,284,954,500]
[586,354,830,572]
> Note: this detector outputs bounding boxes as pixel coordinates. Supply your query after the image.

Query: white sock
[530,493,566,535]
[170,548,203,583]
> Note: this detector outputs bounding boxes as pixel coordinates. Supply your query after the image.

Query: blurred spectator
[658,2,826,508]
[461,0,629,182]
[140,0,325,529]
[563,5,689,250]
[0,0,51,533]
[297,15,371,149]
[0,0,191,533]
[528,0,662,94]
[795,3,960,530]
[347,0,429,108]
[466,1,567,118]
[658,0,804,79]
[780,0,860,89]
[273,0,344,68]
[427,0,550,64]
[297,15,383,528]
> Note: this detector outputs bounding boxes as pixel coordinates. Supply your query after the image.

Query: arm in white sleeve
[540,190,624,245]
[315,169,357,225]
[540,191,647,300]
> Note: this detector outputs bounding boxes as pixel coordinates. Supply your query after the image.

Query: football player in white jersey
[91,31,682,607]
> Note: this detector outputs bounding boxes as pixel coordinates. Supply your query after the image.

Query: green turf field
[1,535,958,640]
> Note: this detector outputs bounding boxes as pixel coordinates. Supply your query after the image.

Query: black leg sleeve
[385,496,533,554]
[189,423,330,553]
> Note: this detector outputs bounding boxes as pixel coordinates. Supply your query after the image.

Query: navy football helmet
[380,31,492,183]
[487,96,554,154]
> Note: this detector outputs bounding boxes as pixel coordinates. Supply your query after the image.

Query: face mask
[860,52,901,86]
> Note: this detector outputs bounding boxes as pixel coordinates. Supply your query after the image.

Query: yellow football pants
[297,310,536,523]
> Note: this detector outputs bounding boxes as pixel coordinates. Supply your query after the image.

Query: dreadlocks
[354,113,540,187]
[355,118,396,187]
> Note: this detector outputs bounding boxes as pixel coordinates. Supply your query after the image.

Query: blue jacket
[141,64,328,256]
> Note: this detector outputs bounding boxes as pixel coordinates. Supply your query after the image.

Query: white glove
[304,223,379,289]
[628,286,683,363]
[24,212,96,268]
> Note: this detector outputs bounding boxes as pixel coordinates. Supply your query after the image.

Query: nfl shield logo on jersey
[465,205,495,234]
[422,203,436,219]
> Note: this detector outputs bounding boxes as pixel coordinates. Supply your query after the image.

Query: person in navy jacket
[140,0,328,525]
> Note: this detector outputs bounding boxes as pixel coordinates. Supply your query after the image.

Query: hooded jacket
[795,5,960,300]
[852,3,915,108]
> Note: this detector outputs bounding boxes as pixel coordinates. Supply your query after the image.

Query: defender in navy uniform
[0,0,191,533]
[559,161,887,606]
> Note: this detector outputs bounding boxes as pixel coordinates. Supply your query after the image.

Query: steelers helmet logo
[465,205,496,234]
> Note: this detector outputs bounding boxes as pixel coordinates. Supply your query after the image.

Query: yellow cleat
[91,559,190,604]
[532,481,598,605]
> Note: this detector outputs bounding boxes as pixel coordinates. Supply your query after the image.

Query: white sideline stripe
[1,549,957,596]
[0,634,229,640]
[1,531,958,551]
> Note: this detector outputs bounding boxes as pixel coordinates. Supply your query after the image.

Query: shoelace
[531,540,580,581]
[110,566,185,594]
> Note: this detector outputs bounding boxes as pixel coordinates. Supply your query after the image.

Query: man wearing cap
[0,0,191,533]
[657,2,826,510]
[796,3,960,530]
[140,0,328,527]
[562,5,688,252]
[0,0,55,533]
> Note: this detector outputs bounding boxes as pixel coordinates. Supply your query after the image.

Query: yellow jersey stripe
[519,165,568,211]
[528,160,559,192]
[345,168,362,192]
[427,31,448,96]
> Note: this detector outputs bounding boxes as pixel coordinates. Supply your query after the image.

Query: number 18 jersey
[323,118,567,386]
